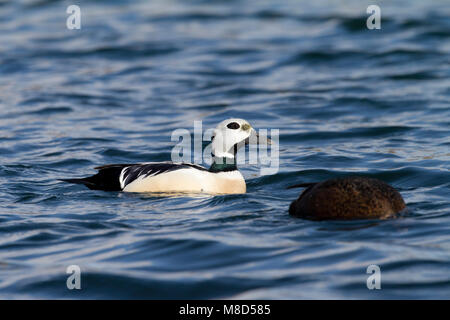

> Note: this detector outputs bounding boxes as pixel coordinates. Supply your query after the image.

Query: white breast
[122,168,246,194]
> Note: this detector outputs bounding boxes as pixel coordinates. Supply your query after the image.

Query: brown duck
[288,176,406,220]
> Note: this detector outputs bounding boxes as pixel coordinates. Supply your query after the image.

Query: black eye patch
[227,122,240,130]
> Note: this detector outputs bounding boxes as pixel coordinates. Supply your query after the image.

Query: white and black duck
[62,118,271,194]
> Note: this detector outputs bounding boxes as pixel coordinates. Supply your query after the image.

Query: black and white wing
[119,162,208,189]
[62,162,207,191]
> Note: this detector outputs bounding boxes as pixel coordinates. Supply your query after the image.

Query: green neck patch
[209,157,237,173]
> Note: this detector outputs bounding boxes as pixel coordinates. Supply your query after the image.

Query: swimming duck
[62,118,271,194]
[288,176,406,220]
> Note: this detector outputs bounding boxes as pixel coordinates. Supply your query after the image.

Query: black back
[62,164,128,191]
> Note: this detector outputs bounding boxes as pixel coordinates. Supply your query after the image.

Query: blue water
[0,0,449,299]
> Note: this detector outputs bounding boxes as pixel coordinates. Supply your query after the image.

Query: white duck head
[211,118,271,159]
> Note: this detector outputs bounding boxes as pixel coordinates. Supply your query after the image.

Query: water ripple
[0,0,448,299]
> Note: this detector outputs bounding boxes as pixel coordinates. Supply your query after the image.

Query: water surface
[0,0,449,299]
